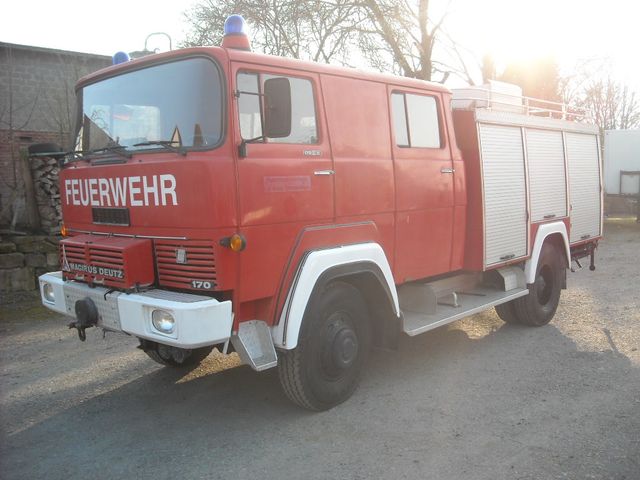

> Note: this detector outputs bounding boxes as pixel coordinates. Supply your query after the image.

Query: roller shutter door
[479,124,528,266]
[566,133,601,242]
[526,129,567,221]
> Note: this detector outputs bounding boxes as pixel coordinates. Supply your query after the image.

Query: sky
[2,0,638,93]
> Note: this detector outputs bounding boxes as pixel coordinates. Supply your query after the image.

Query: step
[230,320,278,371]
[400,266,528,336]
[398,272,480,314]
[402,286,529,336]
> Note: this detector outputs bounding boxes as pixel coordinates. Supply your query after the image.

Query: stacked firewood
[30,157,61,234]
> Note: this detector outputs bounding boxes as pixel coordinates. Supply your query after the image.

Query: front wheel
[278,281,371,411]
[140,339,214,368]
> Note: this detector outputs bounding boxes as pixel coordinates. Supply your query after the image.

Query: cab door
[389,87,455,282]
[231,63,334,301]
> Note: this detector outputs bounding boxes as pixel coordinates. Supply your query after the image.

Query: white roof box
[452,80,524,113]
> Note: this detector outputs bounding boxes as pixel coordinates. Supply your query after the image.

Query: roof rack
[451,82,587,121]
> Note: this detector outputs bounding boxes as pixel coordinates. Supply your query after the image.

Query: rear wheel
[140,339,214,367]
[278,281,371,411]
[496,243,564,327]
[495,301,520,324]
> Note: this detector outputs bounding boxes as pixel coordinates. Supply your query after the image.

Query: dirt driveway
[1,219,638,480]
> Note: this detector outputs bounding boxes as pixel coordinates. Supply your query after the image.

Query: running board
[399,267,528,336]
[402,286,529,336]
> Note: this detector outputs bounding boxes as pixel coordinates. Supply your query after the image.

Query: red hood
[60,151,237,238]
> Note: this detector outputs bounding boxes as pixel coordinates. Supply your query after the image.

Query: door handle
[440,168,455,174]
[314,170,335,176]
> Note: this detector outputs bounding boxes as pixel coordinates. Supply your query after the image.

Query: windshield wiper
[68,145,131,161]
[133,140,187,156]
[55,145,131,167]
[86,145,132,162]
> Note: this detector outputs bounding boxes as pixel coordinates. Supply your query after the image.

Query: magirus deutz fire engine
[36,15,602,410]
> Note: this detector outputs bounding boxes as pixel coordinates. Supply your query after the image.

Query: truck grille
[154,240,217,291]
[88,245,125,272]
[60,234,154,289]
[60,242,85,266]
[92,207,130,226]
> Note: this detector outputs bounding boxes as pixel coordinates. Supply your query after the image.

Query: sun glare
[446,0,638,90]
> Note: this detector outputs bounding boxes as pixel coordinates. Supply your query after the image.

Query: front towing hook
[68,297,99,341]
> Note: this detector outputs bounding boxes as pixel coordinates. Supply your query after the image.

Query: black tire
[28,142,62,155]
[495,301,521,324]
[278,281,371,411]
[508,243,564,327]
[140,340,214,367]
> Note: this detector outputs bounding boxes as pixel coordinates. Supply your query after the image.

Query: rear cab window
[391,92,442,148]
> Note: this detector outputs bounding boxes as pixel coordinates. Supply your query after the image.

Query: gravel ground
[1,218,638,480]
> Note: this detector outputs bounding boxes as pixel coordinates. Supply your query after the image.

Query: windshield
[75,57,224,154]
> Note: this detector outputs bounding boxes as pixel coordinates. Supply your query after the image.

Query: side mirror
[263,77,292,138]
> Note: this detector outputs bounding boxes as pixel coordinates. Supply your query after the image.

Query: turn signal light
[220,233,247,252]
[60,224,68,237]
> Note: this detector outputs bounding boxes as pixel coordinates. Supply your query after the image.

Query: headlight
[42,283,55,303]
[151,309,175,334]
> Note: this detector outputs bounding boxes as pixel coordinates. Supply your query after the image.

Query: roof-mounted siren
[222,14,251,51]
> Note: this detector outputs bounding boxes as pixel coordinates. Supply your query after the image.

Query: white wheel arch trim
[271,243,399,350]
[524,221,571,284]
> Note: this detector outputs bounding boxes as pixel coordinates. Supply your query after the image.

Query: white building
[604,129,640,196]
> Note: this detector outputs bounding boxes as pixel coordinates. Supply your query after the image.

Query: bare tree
[183,0,359,64]
[0,45,42,230]
[560,58,640,132]
[355,0,462,82]
[42,52,83,146]
[1,47,81,231]
[183,0,475,83]
[577,77,640,131]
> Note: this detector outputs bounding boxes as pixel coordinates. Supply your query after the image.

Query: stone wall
[0,235,60,292]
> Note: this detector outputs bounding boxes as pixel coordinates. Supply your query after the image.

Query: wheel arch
[307,264,400,350]
[524,222,570,285]
[272,243,400,350]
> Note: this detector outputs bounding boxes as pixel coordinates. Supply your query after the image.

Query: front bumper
[39,272,233,348]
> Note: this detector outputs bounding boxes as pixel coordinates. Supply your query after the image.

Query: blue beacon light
[112,51,130,65]
[224,14,247,36]
[222,14,251,50]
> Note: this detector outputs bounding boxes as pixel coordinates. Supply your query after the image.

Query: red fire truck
[36,15,602,410]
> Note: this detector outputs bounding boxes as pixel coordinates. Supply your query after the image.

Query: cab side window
[237,72,262,140]
[391,92,441,148]
[237,72,318,144]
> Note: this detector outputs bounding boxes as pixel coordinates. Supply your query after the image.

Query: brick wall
[0,43,110,229]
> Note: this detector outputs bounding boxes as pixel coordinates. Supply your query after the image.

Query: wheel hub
[331,328,359,369]
[321,315,360,376]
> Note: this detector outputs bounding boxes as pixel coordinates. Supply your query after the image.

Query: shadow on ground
[1,309,638,480]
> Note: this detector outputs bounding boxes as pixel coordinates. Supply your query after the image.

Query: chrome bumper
[38,272,233,348]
